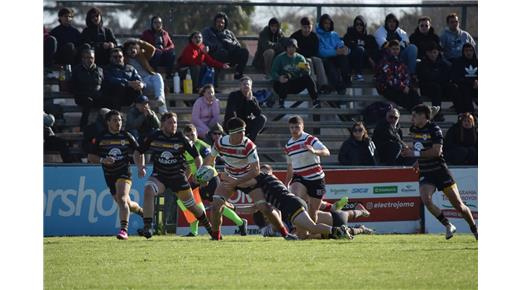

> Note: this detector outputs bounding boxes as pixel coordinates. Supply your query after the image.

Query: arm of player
[401,144,442,158]
[305,144,330,157]
[285,162,293,186]
[194,155,203,169]
[228,162,261,188]
[87,153,114,165]
[133,151,146,178]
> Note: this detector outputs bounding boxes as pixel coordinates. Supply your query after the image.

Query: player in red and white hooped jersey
[284,115,330,223]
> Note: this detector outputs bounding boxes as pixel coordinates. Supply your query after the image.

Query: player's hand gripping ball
[196,165,218,184]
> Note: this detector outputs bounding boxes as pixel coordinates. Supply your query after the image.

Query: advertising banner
[424,168,478,233]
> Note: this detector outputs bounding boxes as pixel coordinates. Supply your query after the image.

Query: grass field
[44,234,477,289]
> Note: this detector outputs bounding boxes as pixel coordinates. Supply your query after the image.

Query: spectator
[343,15,378,81]
[450,43,478,114]
[50,7,81,65]
[80,7,117,66]
[444,112,477,165]
[338,122,378,166]
[290,17,329,92]
[192,84,221,139]
[178,31,230,92]
[202,12,249,80]
[102,48,143,109]
[317,14,351,94]
[416,41,452,122]
[410,16,441,60]
[82,108,110,153]
[205,123,224,147]
[440,13,476,62]
[375,40,421,111]
[44,112,78,163]
[125,95,160,142]
[252,17,285,77]
[223,76,267,141]
[71,48,104,130]
[372,108,414,166]
[271,38,320,109]
[44,27,57,68]
[374,13,418,74]
[123,39,167,114]
[140,16,176,74]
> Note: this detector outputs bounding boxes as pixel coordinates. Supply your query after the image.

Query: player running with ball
[401,105,478,240]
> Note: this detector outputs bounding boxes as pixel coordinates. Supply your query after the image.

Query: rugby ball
[195,165,218,183]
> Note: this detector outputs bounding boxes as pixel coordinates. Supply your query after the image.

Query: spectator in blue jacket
[317,14,351,94]
[374,13,418,74]
[202,12,249,80]
[102,48,144,109]
[440,13,476,62]
[50,7,81,65]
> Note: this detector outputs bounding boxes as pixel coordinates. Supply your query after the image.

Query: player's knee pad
[145,181,159,195]
[182,197,196,209]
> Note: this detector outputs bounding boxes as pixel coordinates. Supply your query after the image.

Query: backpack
[199,66,215,87]
[253,89,275,107]
[362,101,393,126]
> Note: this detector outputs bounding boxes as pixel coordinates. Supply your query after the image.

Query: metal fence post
[317,4,322,21]
[461,6,468,30]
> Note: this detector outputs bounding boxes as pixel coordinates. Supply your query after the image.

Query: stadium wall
[43,166,477,236]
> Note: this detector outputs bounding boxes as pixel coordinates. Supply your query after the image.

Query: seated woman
[191,84,221,138]
[338,122,378,166]
[444,113,477,165]
[178,31,230,93]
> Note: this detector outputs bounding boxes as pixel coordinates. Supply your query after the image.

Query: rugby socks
[190,221,199,236]
[436,213,451,227]
[279,226,289,237]
[349,227,364,235]
[120,220,128,232]
[222,207,244,226]
[350,210,366,219]
[212,229,222,240]
[196,212,212,235]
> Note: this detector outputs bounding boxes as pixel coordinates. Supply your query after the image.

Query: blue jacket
[103,63,142,88]
[316,26,345,58]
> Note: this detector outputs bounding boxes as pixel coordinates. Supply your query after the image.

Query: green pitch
[44,234,477,289]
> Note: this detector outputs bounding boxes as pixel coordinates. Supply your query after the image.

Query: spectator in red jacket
[178,31,230,92]
[140,16,176,75]
[375,40,421,111]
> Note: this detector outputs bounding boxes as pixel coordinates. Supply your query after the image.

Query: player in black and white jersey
[401,104,477,240]
[88,110,144,240]
[135,112,212,239]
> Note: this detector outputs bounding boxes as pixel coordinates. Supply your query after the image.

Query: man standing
[223,76,267,142]
[87,110,144,240]
[102,48,144,108]
[202,12,249,80]
[271,38,320,109]
[401,104,478,240]
[284,115,330,224]
[136,112,213,239]
[440,13,476,62]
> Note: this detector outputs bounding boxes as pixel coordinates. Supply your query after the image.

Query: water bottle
[173,72,181,94]
[64,64,72,80]
[183,69,193,94]
[58,65,66,81]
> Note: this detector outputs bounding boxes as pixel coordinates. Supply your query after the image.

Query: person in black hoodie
[80,7,118,66]
[50,7,81,65]
[202,12,249,80]
[223,76,267,141]
[444,112,477,165]
[450,43,478,114]
[252,17,285,76]
[343,15,378,81]
[410,16,441,60]
[338,122,378,166]
[416,41,453,122]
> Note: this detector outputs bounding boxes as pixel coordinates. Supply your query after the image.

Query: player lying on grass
[135,112,213,239]
[205,117,297,240]
[179,124,248,237]
[401,104,478,240]
[88,110,144,240]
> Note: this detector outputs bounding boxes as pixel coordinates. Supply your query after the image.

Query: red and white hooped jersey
[211,135,259,178]
[285,132,326,180]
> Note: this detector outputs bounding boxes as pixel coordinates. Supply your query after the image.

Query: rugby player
[181,124,248,236]
[284,115,330,223]
[88,110,144,240]
[136,112,212,239]
[205,117,295,240]
[401,104,478,240]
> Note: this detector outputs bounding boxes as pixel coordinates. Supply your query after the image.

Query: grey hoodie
[440,28,476,60]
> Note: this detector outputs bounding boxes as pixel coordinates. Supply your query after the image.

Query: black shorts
[419,166,456,191]
[153,173,191,193]
[236,183,259,195]
[290,175,326,199]
[279,194,308,224]
[191,176,220,201]
[330,210,349,227]
[104,172,132,195]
